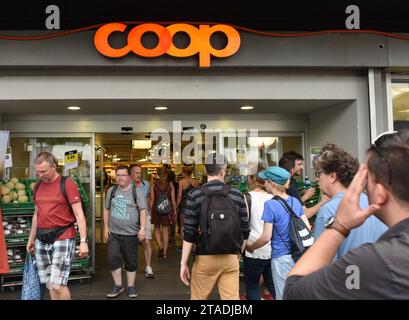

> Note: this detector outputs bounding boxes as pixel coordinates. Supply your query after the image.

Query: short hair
[204,153,227,176]
[283,151,304,161]
[279,155,295,172]
[367,130,409,203]
[115,165,131,175]
[312,144,359,188]
[35,151,57,166]
[130,163,141,172]
[279,151,304,172]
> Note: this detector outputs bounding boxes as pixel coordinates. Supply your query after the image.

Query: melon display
[5,182,14,190]
[15,183,26,190]
[10,177,19,184]
[9,191,18,201]
[17,195,29,203]
[1,186,10,195]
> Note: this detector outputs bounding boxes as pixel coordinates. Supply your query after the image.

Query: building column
[368,68,394,142]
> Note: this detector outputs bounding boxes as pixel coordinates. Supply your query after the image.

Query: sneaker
[145,266,154,278]
[106,285,124,298]
[127,286,138,298]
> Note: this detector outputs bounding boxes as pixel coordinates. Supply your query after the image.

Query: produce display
[0,178,30,204]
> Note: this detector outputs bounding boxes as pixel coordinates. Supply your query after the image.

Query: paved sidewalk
[1,237,245,300]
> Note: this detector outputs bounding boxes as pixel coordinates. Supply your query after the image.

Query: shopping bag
[21,253,45,300]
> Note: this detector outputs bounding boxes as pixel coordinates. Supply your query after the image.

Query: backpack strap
[109,185,119,208]
[60,176,69,204]
[272,195,294,254]
[132,184,138,207]
[201,184,230,197]
[33,180,42,201]
[273,195,296,217]
[243,192,252,222]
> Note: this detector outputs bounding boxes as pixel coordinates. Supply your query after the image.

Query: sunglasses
[371,131,398,186]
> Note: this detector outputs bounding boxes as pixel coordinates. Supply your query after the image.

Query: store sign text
[94,23,241,68]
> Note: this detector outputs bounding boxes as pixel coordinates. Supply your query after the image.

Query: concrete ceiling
[0,99,345,115]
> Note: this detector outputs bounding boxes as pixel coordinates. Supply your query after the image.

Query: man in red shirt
[27,151,89,300]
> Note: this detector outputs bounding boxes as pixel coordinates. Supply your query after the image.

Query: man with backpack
[104,165,147,298]
[27,151,89,300]
[180,153,250,300]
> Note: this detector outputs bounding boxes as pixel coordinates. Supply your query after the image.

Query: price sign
[64,150,78,169]
[4,153,12,168]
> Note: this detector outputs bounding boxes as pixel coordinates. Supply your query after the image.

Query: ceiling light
[241,106,254,110]
[132,140,152,149]
[155,106,168,110]
[67,106,81,110]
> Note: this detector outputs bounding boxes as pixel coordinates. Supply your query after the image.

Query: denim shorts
[35,238,76,289]
[271,254,295,300]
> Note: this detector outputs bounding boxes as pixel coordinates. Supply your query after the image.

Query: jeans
[271,254,295,300]
[243,256,275,300]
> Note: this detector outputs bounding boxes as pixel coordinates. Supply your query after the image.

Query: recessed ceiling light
[67,106,81,110]
[155,106,168,110]
[241,106,254,110]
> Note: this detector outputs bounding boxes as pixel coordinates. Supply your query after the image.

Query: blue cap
[258,166,291,185]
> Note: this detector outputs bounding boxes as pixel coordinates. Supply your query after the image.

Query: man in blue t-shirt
[246,166,311,300]
[312,144,387,259]
[131,164,154,278]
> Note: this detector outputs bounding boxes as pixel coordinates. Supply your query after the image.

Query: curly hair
[312,144,359,188]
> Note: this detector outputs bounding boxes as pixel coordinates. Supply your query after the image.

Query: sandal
[158,248,164,258]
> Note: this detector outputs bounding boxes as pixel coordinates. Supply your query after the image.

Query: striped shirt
[183,179,250,255]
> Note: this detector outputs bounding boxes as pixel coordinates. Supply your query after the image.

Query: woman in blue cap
[246,166,311,300]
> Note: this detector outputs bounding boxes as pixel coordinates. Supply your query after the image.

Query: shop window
[392,82,409,130]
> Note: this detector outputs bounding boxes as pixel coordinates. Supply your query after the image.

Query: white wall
[306,100,370,178]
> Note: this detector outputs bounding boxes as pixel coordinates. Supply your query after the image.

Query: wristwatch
[324,216,350,238]
[80,238,88,243]
[140,226,146,231]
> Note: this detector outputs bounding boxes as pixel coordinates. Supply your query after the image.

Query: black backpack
[154,183,172,216]
[273,195,314,262]
[198,184,243,254]
[33,176,87,217]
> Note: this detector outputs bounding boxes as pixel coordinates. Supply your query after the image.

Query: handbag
[36,223,74,244]
[21,254,45,300]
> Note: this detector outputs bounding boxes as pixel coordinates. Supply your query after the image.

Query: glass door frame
[10,132,96,272]
[218,131,306,176]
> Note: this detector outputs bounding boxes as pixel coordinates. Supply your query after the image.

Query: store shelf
[1,178,91,291]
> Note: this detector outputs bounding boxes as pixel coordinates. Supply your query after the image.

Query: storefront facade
[1,25,407,271]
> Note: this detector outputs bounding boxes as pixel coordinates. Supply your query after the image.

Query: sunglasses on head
[371,131,398,186]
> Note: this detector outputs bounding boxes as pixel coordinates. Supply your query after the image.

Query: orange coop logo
[94,23,241,68]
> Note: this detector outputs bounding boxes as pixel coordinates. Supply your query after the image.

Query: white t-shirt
[245,191,273,260]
